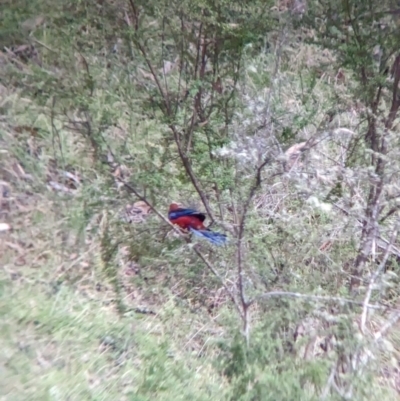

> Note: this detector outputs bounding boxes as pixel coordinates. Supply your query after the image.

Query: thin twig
[124,11,171,115]
[320,364,337,401]
[116,177,178,229]
[360,219,400,333]
[31,37,57,53]
[193,245,243,318]
[249,290,385,310]
[374,310,400,341]
[236,156,271,343]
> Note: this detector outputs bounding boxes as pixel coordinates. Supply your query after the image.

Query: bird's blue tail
[190,228,227,246]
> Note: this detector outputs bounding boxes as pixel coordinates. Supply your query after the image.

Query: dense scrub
[2,0,400,399]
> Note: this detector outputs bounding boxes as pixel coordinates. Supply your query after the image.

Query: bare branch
[169,125,225,228]
[249,290,385,310]
[387,54,400,129]
[320,364,337,401]
[374,310,400,341]
[116,176,177,230]
[234,28,287,343]
[360,219,400,333]
[193,245,243,319]
[379,205,400,223]
[125,13,229,230]
[124,11,171,116]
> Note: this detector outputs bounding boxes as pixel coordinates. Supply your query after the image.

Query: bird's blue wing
[189,228,227,246]
[169,208,206,222]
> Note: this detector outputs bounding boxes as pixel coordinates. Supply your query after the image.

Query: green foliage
[218,321,329,401]
[3,0,400,399]
[306,0,400,103]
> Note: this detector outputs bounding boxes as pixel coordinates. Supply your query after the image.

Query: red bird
[168,203,227,246]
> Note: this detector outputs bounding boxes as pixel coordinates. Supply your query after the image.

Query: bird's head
[169,202,182,211]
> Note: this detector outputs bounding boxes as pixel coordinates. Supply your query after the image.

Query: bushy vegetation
[2,0,400,399]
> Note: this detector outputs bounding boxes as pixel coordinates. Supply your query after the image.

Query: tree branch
[193,244,243,319]
[249,290,385,310]
[360,219,400,333]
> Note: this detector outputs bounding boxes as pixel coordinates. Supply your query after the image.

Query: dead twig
[360,219,400,334]
[249,290,386,310]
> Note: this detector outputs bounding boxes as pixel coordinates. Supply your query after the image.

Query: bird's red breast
[167,202,227,245]
[168,203,207,231]
[170,215,206,231]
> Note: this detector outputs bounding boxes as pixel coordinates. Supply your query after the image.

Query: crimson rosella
[168,203,227,246]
